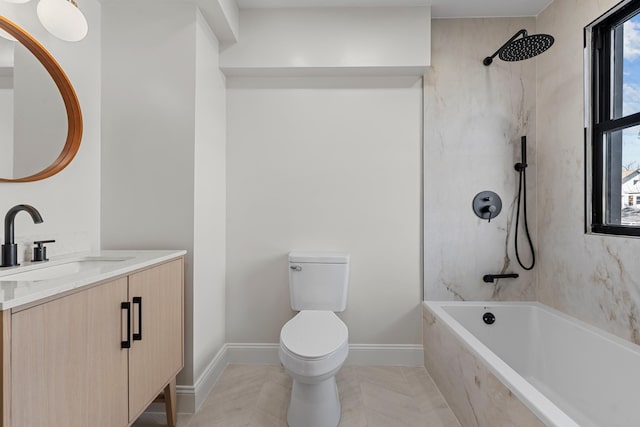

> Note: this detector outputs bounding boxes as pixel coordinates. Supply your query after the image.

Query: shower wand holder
[472,191,502,223]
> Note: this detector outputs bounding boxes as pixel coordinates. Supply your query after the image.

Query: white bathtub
[423,301,640,427]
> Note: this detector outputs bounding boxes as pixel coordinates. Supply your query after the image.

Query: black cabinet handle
[121,302,131,349]
[133,297,142,341]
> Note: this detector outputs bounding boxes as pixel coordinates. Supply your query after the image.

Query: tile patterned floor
[133,365,460,427]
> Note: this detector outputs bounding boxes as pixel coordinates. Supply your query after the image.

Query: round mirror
[0,16,82,182]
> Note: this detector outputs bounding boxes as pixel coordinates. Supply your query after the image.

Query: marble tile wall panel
[536,0,640,346]
[422,306,545,427]
[424,18,538,302]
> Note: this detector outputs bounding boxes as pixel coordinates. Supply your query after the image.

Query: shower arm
[483,29,528,66]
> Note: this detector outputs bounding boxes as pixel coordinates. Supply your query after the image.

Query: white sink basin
[0,257,134,282]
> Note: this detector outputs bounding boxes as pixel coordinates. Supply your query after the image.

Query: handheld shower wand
[514,136,535,270]
[514,136,527,171]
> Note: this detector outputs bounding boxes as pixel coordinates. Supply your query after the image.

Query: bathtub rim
[423,300,581,427]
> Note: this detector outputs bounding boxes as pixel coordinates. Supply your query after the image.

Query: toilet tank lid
[288,252,350,264]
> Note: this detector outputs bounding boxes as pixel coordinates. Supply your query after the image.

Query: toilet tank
[288,252,350,312]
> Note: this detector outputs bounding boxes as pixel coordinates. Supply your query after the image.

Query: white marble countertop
[0,250,186,310]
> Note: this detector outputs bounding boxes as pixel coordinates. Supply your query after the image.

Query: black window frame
[590,0,640,236]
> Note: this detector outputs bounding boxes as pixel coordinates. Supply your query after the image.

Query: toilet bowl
[279,310,348,427]
[283,252,350,427]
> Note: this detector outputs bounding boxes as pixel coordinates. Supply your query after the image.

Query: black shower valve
[472,191,502,222]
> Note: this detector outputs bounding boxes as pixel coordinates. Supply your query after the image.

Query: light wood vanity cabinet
[6,257,183,427]
[128,259,183,423]
[12,277,130,427]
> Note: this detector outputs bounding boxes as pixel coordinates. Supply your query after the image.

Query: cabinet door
[11,278,129,427]
[128,259,183,422]
[86,277,130,426]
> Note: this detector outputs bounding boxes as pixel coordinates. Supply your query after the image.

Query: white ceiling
[235,0,554,18]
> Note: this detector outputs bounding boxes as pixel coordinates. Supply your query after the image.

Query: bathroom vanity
[0,250,185,427]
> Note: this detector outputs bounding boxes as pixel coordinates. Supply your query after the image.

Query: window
[589,0,640,235]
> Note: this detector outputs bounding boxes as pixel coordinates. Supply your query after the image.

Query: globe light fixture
[36,0,87,42]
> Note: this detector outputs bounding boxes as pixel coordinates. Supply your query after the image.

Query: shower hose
[515,166,535,270]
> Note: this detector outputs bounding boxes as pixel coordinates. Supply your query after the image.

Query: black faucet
[1,204,43,267]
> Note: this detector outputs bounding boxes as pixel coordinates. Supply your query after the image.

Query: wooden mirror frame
[0,16,82,183]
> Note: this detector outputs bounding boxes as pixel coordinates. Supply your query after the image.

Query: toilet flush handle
[290,265,302,272]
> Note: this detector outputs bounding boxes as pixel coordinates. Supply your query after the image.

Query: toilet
[279,252,350,427]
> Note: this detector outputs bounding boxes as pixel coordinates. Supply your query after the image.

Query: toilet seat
[280,310,348,360]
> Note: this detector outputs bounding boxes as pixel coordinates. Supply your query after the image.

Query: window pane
[590,2,640,235]
[611,124,640,225]
[613,13,640,118]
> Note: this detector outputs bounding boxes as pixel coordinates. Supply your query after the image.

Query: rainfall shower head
[483,29,554,66]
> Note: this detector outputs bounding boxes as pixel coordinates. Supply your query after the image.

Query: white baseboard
[222,342,424,367]
[346,344,424,366]
[149,342,424,415]
[176,343,230,413]
[226,342,281,364]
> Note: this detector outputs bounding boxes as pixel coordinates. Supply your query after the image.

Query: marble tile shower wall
[536,0,640,346]
[424,18,537,302]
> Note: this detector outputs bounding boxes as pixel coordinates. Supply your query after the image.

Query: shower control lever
[483,205,497,223]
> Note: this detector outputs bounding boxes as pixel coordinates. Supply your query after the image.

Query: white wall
[192,10,227,384]
[101,1,227,395]
[101,0,197,385]
[226,76,423,345]
[197,0,239,44]
[101,2,196,265]
[220,7,430,75]
[535,0,640,345]
[424,18,537,302]
[0,0,101,260]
